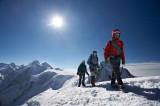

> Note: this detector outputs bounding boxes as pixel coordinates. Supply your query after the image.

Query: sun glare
[50,16,63,28]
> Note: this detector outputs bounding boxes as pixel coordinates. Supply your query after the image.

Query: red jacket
[104,30,125,62]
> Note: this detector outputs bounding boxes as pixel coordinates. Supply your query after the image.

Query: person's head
[92,51,97,57]
[82,60,85,64]
[112,29,121,40]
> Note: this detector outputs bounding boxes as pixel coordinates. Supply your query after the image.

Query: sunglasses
[113,31,120,34]
[114,33,120,36]
[114,31,120,34]
[114,31,120,36]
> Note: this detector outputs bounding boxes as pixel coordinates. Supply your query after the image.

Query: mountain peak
[29,60,40,66]
[9,62,18,70]
[41,62,53,69]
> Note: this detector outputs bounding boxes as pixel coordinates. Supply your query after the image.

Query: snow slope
[0,61,73,106]
[0,69,74,106]
[22,76,160,106]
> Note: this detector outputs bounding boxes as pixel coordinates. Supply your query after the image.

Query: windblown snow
[0,60,159,106]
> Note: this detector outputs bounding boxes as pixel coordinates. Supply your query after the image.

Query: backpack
[90,54,98,65]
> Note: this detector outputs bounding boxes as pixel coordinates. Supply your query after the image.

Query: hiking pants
[78,74,85,86]
[110,60,123,85]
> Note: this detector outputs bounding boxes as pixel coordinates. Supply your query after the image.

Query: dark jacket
[77,63,89,75]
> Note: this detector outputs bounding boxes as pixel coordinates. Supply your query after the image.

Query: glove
[122,60,125,65]
[77,72,79,75]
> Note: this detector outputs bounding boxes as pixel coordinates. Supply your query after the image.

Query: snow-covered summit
[0,62,17,71]
[27,60,53,75]
[28,60,41,67]
[9,62,18,70]
[0,60,54,77]
[0,63,17,78]
[41,62,53,69]
[28,60,53,69]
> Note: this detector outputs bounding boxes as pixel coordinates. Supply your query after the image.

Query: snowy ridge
[0,69,74,106]
[0,60,53,79]
[0,61,73,106]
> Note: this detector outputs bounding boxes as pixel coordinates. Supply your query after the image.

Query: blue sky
[0,0,160,69]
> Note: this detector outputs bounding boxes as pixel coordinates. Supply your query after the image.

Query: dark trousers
[78,74,85,86]
[110,60,123,85]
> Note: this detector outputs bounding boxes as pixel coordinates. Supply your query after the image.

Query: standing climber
[77,60,89,87]
[104,29,126,91]
[87,51,99,87]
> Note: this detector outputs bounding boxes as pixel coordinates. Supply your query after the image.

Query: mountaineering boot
[91,80,95,87]
[82,83,86,87]
[119,85,127,93]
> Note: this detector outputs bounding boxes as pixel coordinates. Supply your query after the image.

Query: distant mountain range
[0,60,70,106]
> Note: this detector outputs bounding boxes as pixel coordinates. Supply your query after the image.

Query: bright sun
[50,16,63,28]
